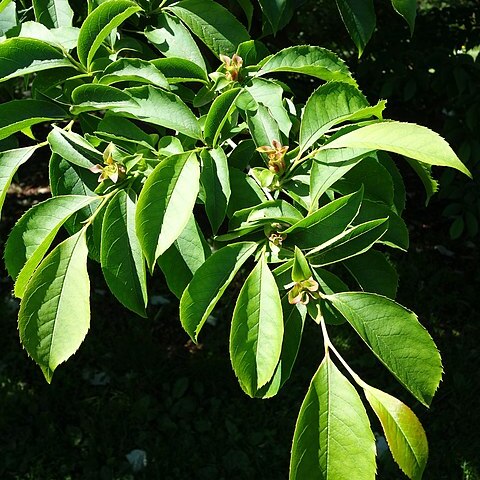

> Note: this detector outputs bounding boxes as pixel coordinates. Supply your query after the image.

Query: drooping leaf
[0,100,67,140]
[235,0,254,30]
[77,0,141,68]
[391,0,416,34]
[5,195,99,298]
[113,85,202,139]
[364,385,428,480]
[405,157,439,206]
[343,250,398,298]
[33,0,74,28]
[256,298,306,398]
[257,45,356,85]
[230,254,283,396]
[0,146,38,218]
[180,242,257,341]
[327,292,443,406]
[300,82,385,154]
[18,229,90,383]
[307,218,389,267]
[48,126,102,168]
[378,152,406,214]
[204,88,242,147]
[201,148,231,234]
[336,0,376,56]
[145,12,206,72]
[136,152,200,270]
[290,354,376,479]
[101,190,148,317]
[322,121,472,177]
[158,214,211,299]
[98,58,169,89]
[0,38,72,83]
[169,0,250,57]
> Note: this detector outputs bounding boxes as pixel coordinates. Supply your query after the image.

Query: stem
[83,189,117,227]
[320,317,368,389]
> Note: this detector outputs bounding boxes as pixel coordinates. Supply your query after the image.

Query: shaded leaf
[180,242,257,341]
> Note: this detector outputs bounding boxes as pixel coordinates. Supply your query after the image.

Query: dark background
[0,1,479,478]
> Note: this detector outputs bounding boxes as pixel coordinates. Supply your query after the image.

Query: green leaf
[7,21,80,51]
[95,114,157,151]
[364,385,428,480]
[245,78,292,137]
[336,0,376,56]
[70,84,134,115]
[101,190,148,317]
[378,152,406,214]
[0,0,13,15]
[257,46,356,85]
[344,250,398,298]
[18,229,90,383]
[180,242,257,341]
[204,88,242,147]
[285,189,363,249]
[77,0,141,68]
[256,298,306,398]
[113,85,201,139]
[310,149,374,211]
[391,0,416,34]
[300,82,385,154]
[5,195,99,298]
[354,200,409,250]
[33,0,74,28]
[323,121,472,177]
[0,146,38,219]
[98,58,169,89]
[230,199,303,230]
[307,218,389,267]
[405,158,439,206]
[235,0,254,30]
[158,214,211,299]
[151,57,208,84]
[201,148,231,234]
[292,247,312,282]
[0,38,72,83]
[236,40,270,66]
[230,254,283,396]
[258,0,287,33]
[336,156,394,206]
[227,168,267,217]
[49,154,100,260]
[48,126,102,168]
[290,354,376,479]
[245,102,281,149]
[327,292,443,406]
[136,152,200,271]
[0,100,67,141]
[169,0,250,57]
[145,12,207,72]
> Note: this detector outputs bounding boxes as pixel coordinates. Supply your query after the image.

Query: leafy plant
[0,0,471,478]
